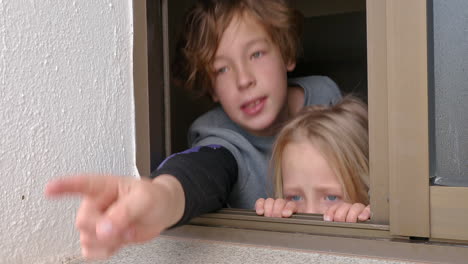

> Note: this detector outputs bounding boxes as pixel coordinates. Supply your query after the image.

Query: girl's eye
[251,51,263,59]
[289,195,304,201]
[324,195,339,201]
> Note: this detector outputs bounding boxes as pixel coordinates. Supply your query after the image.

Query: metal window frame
[134,0,151,176]
[383,0,468,242]
[385,0,431,237]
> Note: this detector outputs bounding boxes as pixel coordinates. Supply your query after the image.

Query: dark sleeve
[150,145,238,226]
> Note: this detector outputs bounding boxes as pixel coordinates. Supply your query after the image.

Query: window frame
[385,0,431,237]
[379,0,468,242]
[135,0,468,261]
[134,0,151,177]
[135,0,171,173]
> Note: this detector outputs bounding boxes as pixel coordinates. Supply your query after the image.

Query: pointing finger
[45,175,119,198]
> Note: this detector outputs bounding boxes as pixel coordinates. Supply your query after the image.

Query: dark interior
[166,0,368,154]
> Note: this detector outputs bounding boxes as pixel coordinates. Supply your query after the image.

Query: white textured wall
[0,1,136,263]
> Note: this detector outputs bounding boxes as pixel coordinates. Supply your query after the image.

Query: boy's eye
[324,195,339,201]
[216,67,228,74]
[289,195,304,201]
[251,51,263,59]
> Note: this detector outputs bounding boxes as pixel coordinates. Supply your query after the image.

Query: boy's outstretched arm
[152,145,238,225]
[45,146,237,260]
[45,174,185,260]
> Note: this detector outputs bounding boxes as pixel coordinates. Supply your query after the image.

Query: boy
[45,0,341,259]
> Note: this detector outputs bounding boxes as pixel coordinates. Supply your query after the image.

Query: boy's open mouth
[241,96,267,116]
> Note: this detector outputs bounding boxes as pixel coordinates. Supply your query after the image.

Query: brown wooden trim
[147,0,167,171]
[134,0,151,176]
[386,0,430,237]
[366,0,390,225]
[161,0,172,156]
[294,0,366,17]
[164,225,468,264]
[431,186,468,241]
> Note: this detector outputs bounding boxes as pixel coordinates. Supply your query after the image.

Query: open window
[135,0,468,262]
[153,0,380,235]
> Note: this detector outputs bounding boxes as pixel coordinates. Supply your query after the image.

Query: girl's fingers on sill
[263,198,275,217]
[272,199,287,218]
[345,203,366,223]
[255,198,266,215]
[333,203,352,222]
[323,203,339,222]
[358,205,371,221]
[282,201,297,218]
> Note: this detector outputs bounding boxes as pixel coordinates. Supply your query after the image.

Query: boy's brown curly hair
[172,0,303,98]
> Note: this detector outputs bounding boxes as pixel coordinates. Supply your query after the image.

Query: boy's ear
[211,91,219,102]
[286,60,296,72]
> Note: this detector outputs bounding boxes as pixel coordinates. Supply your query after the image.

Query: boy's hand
[255,198,297,218]
[323,203,370,223]
[45,174,185,260]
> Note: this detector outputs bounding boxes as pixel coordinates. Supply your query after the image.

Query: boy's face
[210,13,296,136]
[281,140,345,214]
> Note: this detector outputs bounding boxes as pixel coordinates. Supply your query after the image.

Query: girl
[255,97,370,222]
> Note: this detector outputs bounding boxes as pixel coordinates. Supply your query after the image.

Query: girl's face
[210,13,296,137]
[281,140,345,214]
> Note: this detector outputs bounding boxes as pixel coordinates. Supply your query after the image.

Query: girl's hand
[45,174,185,260]
[255,198,297,218]
[323,203,370,223]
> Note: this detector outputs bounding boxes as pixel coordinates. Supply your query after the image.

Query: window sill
[163,220,468,264]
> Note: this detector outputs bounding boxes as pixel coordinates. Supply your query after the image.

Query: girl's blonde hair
[172,0,303,97]
[271,96,369,205]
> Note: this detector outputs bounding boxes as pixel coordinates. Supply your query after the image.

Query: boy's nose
[236,66,255,90]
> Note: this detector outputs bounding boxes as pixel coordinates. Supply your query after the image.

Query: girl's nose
[304,201,321,214]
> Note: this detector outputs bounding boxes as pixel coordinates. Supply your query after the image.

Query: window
[135,0,468,262]
[427,0,468,241]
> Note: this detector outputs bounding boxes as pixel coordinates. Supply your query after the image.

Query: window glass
[429,0,468,186]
